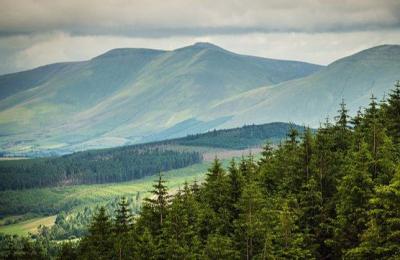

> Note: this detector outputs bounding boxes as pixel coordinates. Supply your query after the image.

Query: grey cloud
[0,0,399,37]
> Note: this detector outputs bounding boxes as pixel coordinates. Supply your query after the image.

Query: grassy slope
[0,144,262,236]
[0,162,212,236]
[0,43,321,154]
[0,216,56,236]
[205,45,400,128]
[0,162,210,216]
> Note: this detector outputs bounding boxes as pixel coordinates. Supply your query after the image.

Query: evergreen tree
[301,127,314,180]
[227,159,244,220]
[349,169,400,259]
[259,142,274,166]
[162,184,202,259]
[298,177,323,257]
[114,197,132,260]
[203,234,239,259]
[333,142,374,255]
[234,181,265,259]
[135,228,157,259]
[334,99,352,152]
[143,173,170,229]
[385,81,400,147]
[202,158,231,235]
[114,197,131,234]
[80,206,113,259]
[273,199,312,259]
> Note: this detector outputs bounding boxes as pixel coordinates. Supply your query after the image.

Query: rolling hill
[0,122,301,190]
[203,45,400,127]
[0,42,321,155]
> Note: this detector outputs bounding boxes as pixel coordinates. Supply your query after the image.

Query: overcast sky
[0,0,399,75]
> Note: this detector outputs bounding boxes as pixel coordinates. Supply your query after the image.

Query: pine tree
[162,184,202,259]
[227,159,244,220]
[259,142,274,165]
[298,177,323,257]
[203,158,229,212]
[114,197,131,234]
[385,81,400,147]
[273,199,313,259]
[203,234,239,259]
[334,99,352,152]
[114,197,132,260]
[301,127,314,180]
[287,126,299,149]
[144,173,170,227]
[135,228,157,259]
[80,206,113,259]
[349,169,400,258]
[333,142,374,255]
[202,158,231,235]
[234,181,265,259]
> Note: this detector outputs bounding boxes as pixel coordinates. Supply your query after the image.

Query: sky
[0,0,399,75]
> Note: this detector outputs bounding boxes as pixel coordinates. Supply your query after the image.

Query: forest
[1,82,400,259]
[0,148,201,190]
[0,121,297,191]
[163,122,305,149]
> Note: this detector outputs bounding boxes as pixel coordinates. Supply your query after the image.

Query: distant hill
[0,122,301,190]
[0,42,321,154]
[2,43,399,155]
[205,45,400,127]
[160,122,305,150]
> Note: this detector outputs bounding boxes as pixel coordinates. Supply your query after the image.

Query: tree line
[0,148,201,190]
[169,122,305,149]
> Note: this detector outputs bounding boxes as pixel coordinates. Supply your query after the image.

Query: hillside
[204,45,400,127]
[0,43,321,155]
[0,122,300,190]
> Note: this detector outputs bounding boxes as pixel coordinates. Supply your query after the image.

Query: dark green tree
[79,206,113,260]
[333,142,374,255]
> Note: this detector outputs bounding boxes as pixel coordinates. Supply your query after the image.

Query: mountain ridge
[0,42,322,154]
[1,43,399,155]
[205,44,400,128]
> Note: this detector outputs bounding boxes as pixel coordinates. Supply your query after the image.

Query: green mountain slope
[0,43,321,154]
[205,45,400,127]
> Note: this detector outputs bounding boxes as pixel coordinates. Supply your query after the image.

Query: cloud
[0,0,399,37]
[0,1,399,74]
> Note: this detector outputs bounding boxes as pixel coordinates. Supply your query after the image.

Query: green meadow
[0,162,212,236]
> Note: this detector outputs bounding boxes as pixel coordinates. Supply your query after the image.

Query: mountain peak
[174,42,227,53]
[192,42,221,49]
[328,44,400,66]
[92,47,165,60]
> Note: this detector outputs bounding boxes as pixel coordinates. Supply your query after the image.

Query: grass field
[0,155,250,236]
[0,215,56,236]
[0,161,214,236]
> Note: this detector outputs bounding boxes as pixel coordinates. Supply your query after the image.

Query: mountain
[202,45,400,128]
[0,42,321,154]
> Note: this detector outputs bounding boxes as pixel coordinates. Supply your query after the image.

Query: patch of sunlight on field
[0,215,56,236]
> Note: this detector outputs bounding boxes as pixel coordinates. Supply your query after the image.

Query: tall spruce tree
[349,169,400,259]
[333,141,374,256]
[385,81,400,148]
[144,173,170,228]
[80,206,113,259]
[114,197,132,260]
[234,181,265,260]
[114,197,131,234]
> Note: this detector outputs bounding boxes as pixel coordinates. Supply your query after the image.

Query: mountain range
[0,42,399,155]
